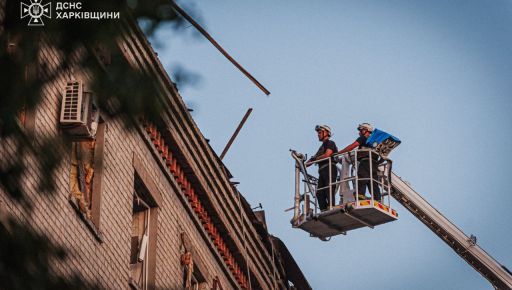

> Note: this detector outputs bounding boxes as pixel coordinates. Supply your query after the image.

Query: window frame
[129,154,162,290]
[67,120,106,242]
[130,190,152,290]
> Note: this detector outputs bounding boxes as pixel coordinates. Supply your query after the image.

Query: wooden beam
[169,1,270,96]
[220,108,253,160]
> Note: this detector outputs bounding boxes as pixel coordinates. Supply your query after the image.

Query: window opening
[129,170,159,290]
[130,190,151,290]
[180,232,207,290]
[68,119,105,240]
[182,257,207,290]
[70,140,96,219]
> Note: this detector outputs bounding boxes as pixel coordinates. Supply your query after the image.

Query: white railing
[290,149,393,221]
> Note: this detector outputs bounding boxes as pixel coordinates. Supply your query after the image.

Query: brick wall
[0,5,302,289]
[0,33,235,290]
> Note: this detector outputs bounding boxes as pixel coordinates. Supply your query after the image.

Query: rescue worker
[306,125,338,211]
[338,123,382,201]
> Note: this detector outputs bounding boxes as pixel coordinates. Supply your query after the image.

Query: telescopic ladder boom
[391,172,512,290]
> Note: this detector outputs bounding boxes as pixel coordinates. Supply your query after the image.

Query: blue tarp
[366,128,401,147]
[366,129,401,156]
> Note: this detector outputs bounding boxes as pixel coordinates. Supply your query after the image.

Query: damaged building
[0,1,310,289]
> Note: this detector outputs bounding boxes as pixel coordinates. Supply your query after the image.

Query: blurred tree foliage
[0,1,198,289]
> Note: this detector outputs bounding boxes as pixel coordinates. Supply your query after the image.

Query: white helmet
[315,125,332,136]
[357,123,373,132]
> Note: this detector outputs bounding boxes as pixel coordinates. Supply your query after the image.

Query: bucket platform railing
[289,149,398,239]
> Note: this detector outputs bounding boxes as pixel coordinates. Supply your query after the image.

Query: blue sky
[150,1,512,289]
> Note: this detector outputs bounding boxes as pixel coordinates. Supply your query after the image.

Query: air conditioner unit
[60,81,99,139]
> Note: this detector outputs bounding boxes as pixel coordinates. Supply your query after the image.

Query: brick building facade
[0,2,310,289]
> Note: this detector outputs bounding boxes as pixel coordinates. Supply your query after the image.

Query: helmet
[315,125,331,136]
[357,123,373,132]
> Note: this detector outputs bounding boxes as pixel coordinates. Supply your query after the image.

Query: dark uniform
[312,140,338,210]
[356,135,381,201]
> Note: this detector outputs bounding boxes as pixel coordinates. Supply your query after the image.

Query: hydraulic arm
[391,173,512,290]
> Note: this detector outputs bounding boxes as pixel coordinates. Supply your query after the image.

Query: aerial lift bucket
[289,149,398,240]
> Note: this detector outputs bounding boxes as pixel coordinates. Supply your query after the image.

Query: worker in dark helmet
[338,123,382,201]
[306,125,338,211]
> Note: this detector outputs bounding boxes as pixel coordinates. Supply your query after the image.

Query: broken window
[130,173,159,290]
[130,191,151,290]
[180,233,207,290]
[70,140,95,217]
[68,121,105,232]
[190,272,207,290]
[182,259,207,290]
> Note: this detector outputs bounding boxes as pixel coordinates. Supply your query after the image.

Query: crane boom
[391,172,512,290]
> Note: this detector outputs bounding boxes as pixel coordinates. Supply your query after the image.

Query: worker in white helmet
[306,125,338,211]
[338,123,381,201]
